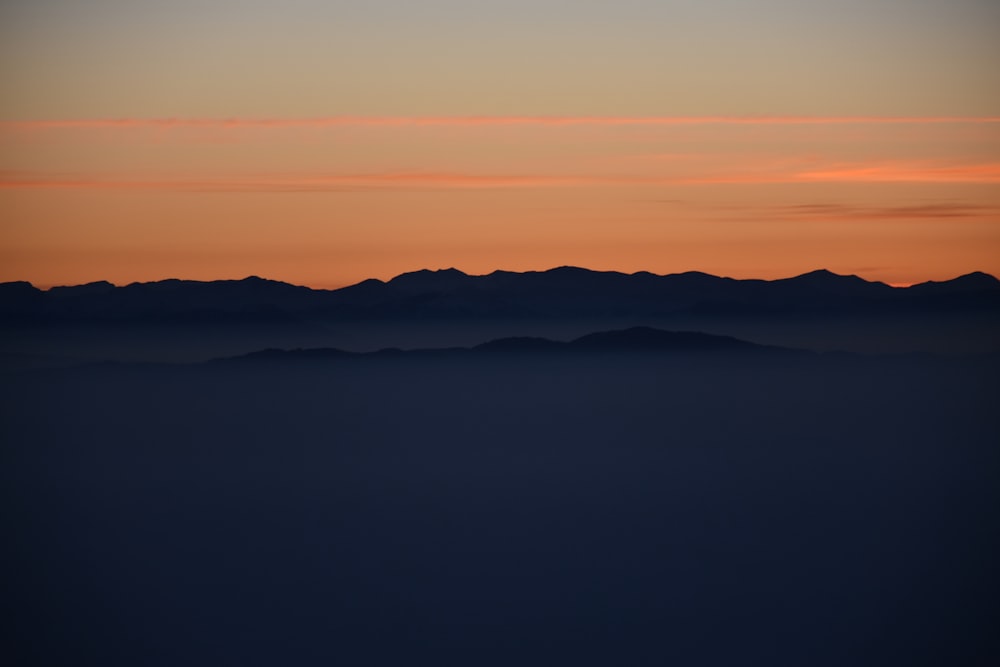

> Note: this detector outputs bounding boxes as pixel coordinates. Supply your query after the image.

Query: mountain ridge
[2,267,998,324]
[7,266,999,294]
[209,326,799,365]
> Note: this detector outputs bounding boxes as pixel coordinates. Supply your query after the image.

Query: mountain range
[215,326,787,365]
[3,267,998,324]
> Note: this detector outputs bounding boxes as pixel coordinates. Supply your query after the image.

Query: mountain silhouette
[210,326,795,364]
[904,271,1000,296]
[3,267,998,367]
[3,267,998,324]
[570,326,762,351]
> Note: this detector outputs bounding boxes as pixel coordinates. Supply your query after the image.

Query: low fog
[3,347,998,665]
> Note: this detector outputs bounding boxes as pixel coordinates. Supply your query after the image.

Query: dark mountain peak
[338,277,386,292]
[948,271,999,288]
[907,271,1000,295]
[536,266,633,287]
[0,280,40,293]
[785,269,884,286]
[786,268,879,284]
[121,276,303,293]
[544,266,637,280]
[332,277,391,304]
[394,267,467,278]
[357,277,386,286]
[48,280,116,296]
[774,269,891,300]
[668,270,719,279]
[124,278,181,289]
[786,268,850,282]
[229,276,304,291]
[545,265,598,275]
[662,270,729,287]
[388,267,470,292]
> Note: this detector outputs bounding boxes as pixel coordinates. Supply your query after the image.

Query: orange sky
[2,2,999,288]
[2,117,999,287]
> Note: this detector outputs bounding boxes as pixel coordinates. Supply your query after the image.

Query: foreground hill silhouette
[2,267,999,367]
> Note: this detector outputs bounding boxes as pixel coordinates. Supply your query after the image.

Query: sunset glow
[2,1,999,287]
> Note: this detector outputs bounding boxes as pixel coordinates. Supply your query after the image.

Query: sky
[1,0,999,287]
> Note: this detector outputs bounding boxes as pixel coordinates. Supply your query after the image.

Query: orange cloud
[678,161,1000,185]
[794,163,1000,184]
[778,203,1000,221]
[5,155,1000,192]
[4,161,1000,191]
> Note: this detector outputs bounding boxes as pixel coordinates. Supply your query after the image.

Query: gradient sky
[2,0,999,287]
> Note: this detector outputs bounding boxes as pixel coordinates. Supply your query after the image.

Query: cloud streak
[793,163,1000,184]
[4,161,999,192]
[778,203,1000,221]
[678,162,1000,185]
[4,116,1000,131]
[0,172,625,192]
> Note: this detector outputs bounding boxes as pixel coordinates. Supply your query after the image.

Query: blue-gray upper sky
[2,0,998,118]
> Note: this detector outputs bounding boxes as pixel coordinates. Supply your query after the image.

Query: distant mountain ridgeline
[214,326,790,364]
[2,267,999,324]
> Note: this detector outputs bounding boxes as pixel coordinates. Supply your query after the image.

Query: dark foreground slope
[2,346,998,666]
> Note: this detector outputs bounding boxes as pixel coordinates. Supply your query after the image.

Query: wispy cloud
[0,171,634,192]
[793,163,1000,184]
[3,116,1000,131]
[4,160,999,192]
[778,202,1000,221]
[678,161,1000,185]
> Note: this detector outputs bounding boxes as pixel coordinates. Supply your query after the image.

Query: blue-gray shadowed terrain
[2,268,1000,367]
[2,270,999,665]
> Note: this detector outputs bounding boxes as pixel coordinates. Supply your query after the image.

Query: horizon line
[14,266,997,292]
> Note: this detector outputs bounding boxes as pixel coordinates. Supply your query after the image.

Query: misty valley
[2,268,998,665]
